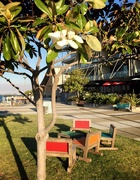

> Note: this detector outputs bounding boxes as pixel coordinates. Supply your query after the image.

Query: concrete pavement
[56,103,140,141]
[0,102,140,141]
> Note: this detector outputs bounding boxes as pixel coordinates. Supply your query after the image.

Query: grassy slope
[0,114,140,180]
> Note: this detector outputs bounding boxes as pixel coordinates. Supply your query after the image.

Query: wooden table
[58,131,86,139]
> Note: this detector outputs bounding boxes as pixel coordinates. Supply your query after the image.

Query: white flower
[48,30,83,50]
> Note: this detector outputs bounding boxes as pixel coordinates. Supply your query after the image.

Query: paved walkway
[0,103,140,141]
[56,103,140,141]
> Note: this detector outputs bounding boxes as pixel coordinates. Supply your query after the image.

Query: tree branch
[1,75,35,106]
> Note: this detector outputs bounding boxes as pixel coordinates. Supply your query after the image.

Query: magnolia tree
[0,0,106,179]
[0,0,139,179]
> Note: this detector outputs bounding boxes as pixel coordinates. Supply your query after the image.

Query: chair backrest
[71,119,91,131]
[109,124,117,138]
[85,132,101,149]
[46,138,72,154]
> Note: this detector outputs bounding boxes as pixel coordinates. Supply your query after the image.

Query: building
[62,51,140,94]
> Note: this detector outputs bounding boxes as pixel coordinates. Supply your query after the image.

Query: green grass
[0,114,140,180]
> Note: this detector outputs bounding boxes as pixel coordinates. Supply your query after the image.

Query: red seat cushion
[46,142,68,152]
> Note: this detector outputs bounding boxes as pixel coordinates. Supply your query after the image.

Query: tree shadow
[21,137,37,162]
[30,108,37,112]
[0,114,32,180]
[57,157,69,171]
[55,123,70,132]
[49,132,58,137]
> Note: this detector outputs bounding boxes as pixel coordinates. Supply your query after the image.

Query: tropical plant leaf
[86,35,101,51]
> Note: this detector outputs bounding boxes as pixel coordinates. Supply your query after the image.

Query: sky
[0,48,64,95]
[0,64,34,95]
[0,48,47,95]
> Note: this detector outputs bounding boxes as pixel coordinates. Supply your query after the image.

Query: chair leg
[83,149,92,162]
[67,148,76,173]
[88,149,103,156]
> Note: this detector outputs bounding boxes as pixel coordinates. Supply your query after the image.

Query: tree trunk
[35,92,48,180]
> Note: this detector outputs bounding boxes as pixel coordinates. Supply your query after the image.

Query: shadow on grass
[0,114,32,180]
[55,123,70,132]
[49,132,58,137]
[21,137,37,162]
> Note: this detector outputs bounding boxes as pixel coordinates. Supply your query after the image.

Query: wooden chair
[99,124,118,150]
[46,138,76,173]
[73,131,103,162]
[70,119,91,133]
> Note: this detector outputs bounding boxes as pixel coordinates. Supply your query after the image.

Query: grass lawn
[0,114,140,180]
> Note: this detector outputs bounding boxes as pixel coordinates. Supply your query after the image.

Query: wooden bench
[113,103,131,111]
[77,101,85,107]
[46,138,76,173]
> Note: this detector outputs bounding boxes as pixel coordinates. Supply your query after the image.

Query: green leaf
[44,38,51,49]
[116,26,128,40]
[36,26,50,40]
[124,45,132,54]
[85,0,106,9]
[86,35,101,51]
[16,28,26,50]
[18,26,27,32]
[0,17,6,23]
[32,18,46,27]
[81,3,88,15]
[3,34,12,61]
[87,26,99,34]
[5,2,21,10]
[0,2,4,8]
[34,0,53,20]
[56,5,69,15]
[43,28,52,39]
[55,0,64,10]
[10,30,21,54]
[46,49,58,63]
[76,14,86,30]
[67,21,82,32]
[122,49,127,54]
[80,54,87,64]
[84,21,99,33]
[11,6,22,19]
[47,1,57,16]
